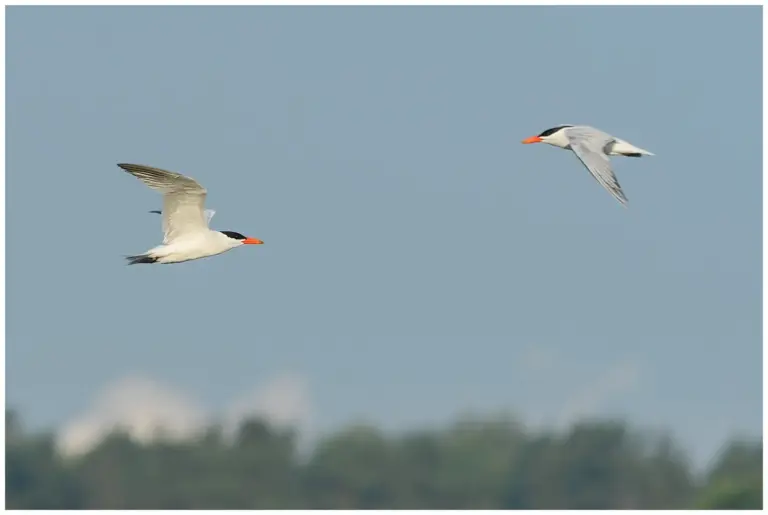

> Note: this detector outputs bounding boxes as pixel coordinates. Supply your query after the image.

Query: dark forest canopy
[5,409,762,510]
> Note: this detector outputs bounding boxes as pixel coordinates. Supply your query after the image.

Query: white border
[1,1,765,513]
[0,2,5,509]
[2,0,766,5]
[762,4,767,512]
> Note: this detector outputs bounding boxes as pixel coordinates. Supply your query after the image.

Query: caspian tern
[119,163,264,265]
[521,125,654,206]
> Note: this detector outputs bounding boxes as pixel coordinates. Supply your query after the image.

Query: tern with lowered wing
[119,163,263,265]
[521,125,654,206]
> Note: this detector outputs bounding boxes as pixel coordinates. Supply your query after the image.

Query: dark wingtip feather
[117,163,152,174]
[126,254,158,265]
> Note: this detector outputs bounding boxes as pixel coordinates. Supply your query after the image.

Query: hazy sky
[6,6,761,467]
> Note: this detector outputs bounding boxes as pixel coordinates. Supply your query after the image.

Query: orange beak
[521,136,543,144]
[242,237,264,245]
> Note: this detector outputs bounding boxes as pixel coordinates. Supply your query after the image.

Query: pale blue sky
[6,6,761,468]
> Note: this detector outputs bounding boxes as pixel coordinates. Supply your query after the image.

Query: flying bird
[118,163,264,264]
[521,125,654,206]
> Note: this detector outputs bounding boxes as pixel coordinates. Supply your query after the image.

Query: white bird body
[140,231,245,264]
[522,125,654,206]
[118,163,263,264]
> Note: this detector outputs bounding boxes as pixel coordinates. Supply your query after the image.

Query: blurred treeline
[5,409,762,509]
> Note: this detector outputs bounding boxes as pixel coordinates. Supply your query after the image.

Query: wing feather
[564,128,629,207]
[118,163,209,242]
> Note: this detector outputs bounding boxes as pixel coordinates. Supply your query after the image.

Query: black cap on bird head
[537,125,573,138]
[220,231,264,245]
[521,125,574,144]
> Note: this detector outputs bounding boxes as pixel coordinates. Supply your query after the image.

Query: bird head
[220,231,264,246]
[521,125,573,148]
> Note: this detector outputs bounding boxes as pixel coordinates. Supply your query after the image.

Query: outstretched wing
[118,163,209,242]
[564,127,628,207]
[150,208,216,225]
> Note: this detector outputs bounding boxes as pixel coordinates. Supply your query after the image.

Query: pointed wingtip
[125,254,158,265]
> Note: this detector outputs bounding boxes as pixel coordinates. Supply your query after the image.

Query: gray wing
[150,208,216,225]
[118,163,209,242]
[564,127,628,207]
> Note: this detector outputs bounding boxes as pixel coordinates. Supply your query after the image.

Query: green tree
[431,414,526,509]
[3,407,761,510]
[302,424,401,509]
[695,440,762,509]
[6,411,84,509]
[510,420,693,509]
[74,418,301,509]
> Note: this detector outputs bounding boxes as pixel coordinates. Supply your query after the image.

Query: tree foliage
[5,410,762,509]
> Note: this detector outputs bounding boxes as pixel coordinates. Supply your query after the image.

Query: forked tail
[611,140,655,158]
[624,147,655,158]
[126,254,158,265]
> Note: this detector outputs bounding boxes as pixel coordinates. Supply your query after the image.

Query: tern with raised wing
[118,163,263,265]
[521,125,654,206]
